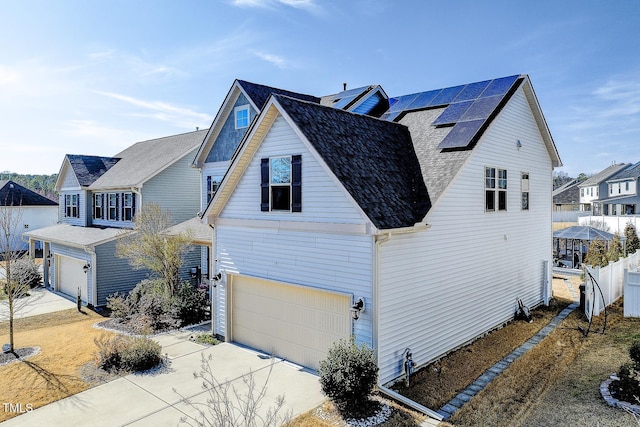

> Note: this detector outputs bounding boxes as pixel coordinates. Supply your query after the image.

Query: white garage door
[55,255,88,303]
[230,275,352,370]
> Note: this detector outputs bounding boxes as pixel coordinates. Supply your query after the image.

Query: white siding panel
[378,87,554,384]
[220,115,366,225]
[142,149,201,225]
[215,225,374,347]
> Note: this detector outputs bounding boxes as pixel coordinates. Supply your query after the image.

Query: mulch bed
[0,347,40,367]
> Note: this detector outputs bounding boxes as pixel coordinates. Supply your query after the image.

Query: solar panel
[437,119,485,149]
[480,75,519,97]
[430,84,465,106]
[432,100,474,126]
[406,89,441,110]
[388,93,419,112]
[459,95,504,121]
[452,80,491,102]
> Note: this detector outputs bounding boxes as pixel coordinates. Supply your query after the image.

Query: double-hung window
[261,155,302,212]
[235,105,250,129]
[498,169,507,211]
[485,167,496,211]
[206,176,221,203]
[65,194,79,218]
[123,192,134,221]
[94,194,104,219]
[485,167,507,212]
[108,193,118,221]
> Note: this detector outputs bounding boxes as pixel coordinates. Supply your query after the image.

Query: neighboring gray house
[578,162,630,213]
[552,179,580,212]
[25,130,205,306]
[0,180,58,253]
[196,74,561,387]
[601,161,640,216]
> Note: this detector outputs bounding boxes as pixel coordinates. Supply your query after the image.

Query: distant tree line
[553,170,591,190]
[0,171,58,201]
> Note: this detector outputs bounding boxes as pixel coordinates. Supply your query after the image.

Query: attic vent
[9,184,14,188]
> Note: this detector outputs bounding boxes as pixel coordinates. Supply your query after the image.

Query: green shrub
[192,333,218,346]
[171,282,209,327]
[318,338,378,417]
[630,341,640,366]
[106,292,129,320]
[94,334,162,373]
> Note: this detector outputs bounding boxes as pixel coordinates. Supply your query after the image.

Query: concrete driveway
[0,327,325,426]
[0,287,76,319]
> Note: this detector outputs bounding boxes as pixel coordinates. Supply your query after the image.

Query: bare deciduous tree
[0,195,41,352]
[116,203,192,296]
[175,353,291,427]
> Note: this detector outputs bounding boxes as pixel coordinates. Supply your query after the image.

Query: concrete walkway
[436,277,581,420]
[0,287,76,319]
[1,325,325,426]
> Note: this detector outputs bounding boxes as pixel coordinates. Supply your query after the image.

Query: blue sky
[1,0,639,176]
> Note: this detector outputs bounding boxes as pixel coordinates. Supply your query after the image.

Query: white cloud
[93,90,210,127]
[252,51,290,69]
[231,0,321,13]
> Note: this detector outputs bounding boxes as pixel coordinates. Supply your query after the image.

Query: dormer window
[235,105,250,129]
[64,194,79,218]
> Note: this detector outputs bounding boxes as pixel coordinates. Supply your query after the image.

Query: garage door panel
[55,255,88,302]
[231,275,351,370]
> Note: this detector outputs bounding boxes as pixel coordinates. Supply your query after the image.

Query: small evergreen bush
[611,340,640,404]
[171,281,209,327]
[94,334,162,373]
[318,338,378,417]
[106,292,129,320]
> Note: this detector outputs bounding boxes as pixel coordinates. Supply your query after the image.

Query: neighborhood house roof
[24,223,125,247]
[89,130,207,190]
[606,161,640,182]
[66,155,120,187]
[0,180,58,206]
[238,80,320,110]
[552,180,580,205]
[579,163,632,187]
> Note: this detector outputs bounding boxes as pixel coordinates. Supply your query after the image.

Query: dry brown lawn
[0,309,115,422]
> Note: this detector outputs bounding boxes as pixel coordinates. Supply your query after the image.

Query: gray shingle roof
[66,155,120,187]
[553,180,580,204]
[607,161,640,181]
[579,163,631,187]
[24,223,124,247]
[0,180,58,206]
[238,80,319,110]
[89,130,207,190]
[273,94,431,230]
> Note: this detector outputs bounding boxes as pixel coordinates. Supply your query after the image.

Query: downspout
[209,222,217,338]
[83,247,97,307]
[374,226,443,422]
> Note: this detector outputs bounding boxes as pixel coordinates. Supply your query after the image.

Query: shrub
[106,292,129,320]
[318,338,378,417]
[192,333,218,346]
[611,340,640,404]
[171,281,209,327]
[11,257,42,288]
[94,334,162,373]
[631,341,640,367]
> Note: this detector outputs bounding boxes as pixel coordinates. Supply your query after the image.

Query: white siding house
[199,75,561,385]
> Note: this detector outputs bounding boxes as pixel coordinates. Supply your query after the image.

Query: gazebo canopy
[553,226,614,241]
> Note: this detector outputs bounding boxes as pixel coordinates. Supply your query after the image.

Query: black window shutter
[291,155,302,212]
[260,158,270,211]
[132,193,136,218]
[206,176,212,203]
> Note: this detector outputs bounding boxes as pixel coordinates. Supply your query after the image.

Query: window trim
[94,193,104,219]
[206,176,222,203]
[108,193,118,221]
[234,105,250,129]
[485,167,507,212]
[64,194,80,218]
[521,172,530,211]
[122,192,134,221]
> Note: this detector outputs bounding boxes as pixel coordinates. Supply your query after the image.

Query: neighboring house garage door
[229,275,351,370]
[55,255,88,303]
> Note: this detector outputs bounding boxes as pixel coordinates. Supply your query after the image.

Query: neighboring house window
[485,167,496,212]
[580,188,584,197]
[626,182,630,191]
[206,176,221,203]
[108,193,118,220]
[64,194,79,218]
[235,105,250,129]
[596,187,599,197]
[94,194,104,219]
[261,155,302,212]
[610,185,613,195]
[123,192,134,221]
[521,172,529,211]
[498,169,507,211]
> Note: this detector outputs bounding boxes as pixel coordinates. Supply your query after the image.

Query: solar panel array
[381,75,521,149]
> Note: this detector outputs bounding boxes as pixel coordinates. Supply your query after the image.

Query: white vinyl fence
[624,269,640,317]
[585,250,640,318]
